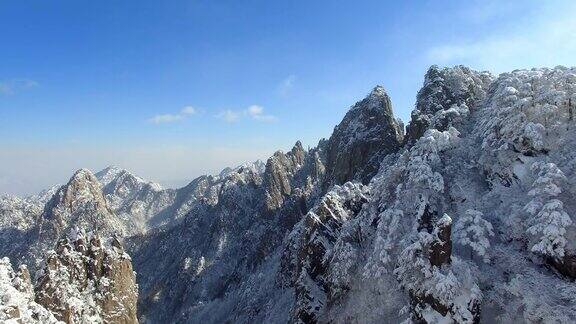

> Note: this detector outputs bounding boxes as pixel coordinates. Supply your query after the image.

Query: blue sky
[1,0,575,195]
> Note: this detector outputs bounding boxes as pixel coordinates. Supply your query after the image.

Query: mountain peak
[324,85,403,186]
[293,140,303,149]
[73,168,94,177]
[404,65,494,145]
[349,85,393,115]
[291,140,305,157]
[72,168,95,179]
[98,165,122,175]
[48,169,105,208]
[369,85,387,97]
[66,169,102,194]
[39,167,119,241]
[96,166,127,186]
[95,166,160,192]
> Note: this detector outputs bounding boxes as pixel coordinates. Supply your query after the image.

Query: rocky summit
[1,65,576,323]
[323,85,404,187]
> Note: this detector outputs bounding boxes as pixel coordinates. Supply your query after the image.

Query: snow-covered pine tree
[524,162,572,259]
[454,209,494,263]
[363,127,460,279]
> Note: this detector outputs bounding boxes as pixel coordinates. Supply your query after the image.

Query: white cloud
[246,105,278,123]
[252,114,278,122]
[278,75,296,96]
[247,105,263,117]
[216,109,240,123]
[0,79,38,95]
[148,114,183,124]
[154,104,276,124]
[246,105,277,122]
[216,105,278,123]
[181,106,197,115]
[148,106,198,124]
[426,1,576,73]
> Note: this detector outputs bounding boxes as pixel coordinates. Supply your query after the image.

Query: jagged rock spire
[263,141,308,211]
[323,85,404,188]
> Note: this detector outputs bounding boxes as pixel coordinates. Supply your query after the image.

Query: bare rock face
[35,233,138,324]
[323,86,404,188]
[405,65,493,145]
[412,207,455,320]
[411,213,479,323]
[552,254,576,279]
[48,169,110,215]
[263,141,307,211]
[428,214,452,267]
[281,183,369,323]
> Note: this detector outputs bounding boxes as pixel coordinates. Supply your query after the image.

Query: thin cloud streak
[148,114,183,124]
[216,105,278,123]
[278,74,296,97]
[0,79,38,95]
[148,106,198,124]
[216,109,241,123]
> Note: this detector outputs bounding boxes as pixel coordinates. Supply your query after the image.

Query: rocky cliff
[323,86,404,187]
[35,232,138,324]
[1,231,138,324]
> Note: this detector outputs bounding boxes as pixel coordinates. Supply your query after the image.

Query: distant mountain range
[1,65,576,323]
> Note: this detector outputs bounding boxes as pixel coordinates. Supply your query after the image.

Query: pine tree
[454,209,494,263]
[524,162,572,259]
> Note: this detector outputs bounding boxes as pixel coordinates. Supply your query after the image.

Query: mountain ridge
[1,65,575,323]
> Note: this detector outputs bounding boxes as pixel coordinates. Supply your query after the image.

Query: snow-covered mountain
[127,82,403,323]
[0,195,43,268]
[1,65,575,323]
[95,166,177,232]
